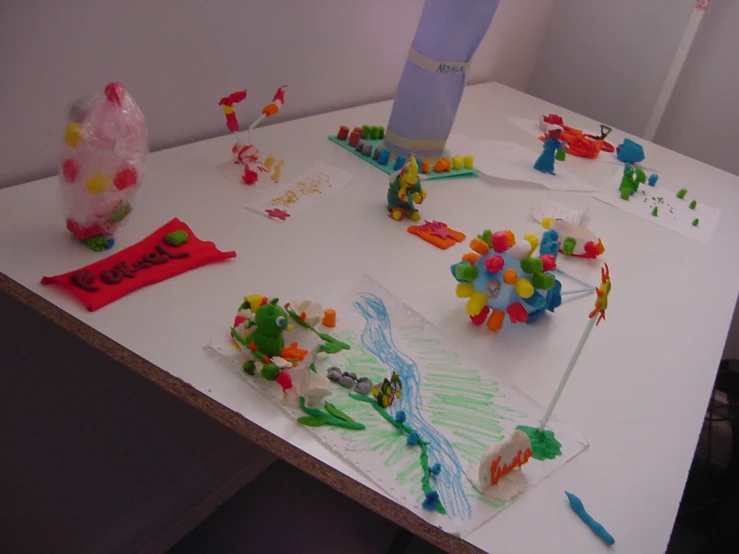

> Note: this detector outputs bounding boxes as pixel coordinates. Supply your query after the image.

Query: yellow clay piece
[542,217,555,230]
[524,233,540,255]
[465,292,488,316]
[65,122,84,148]
[222,105,235,115]
[453,155,463,170]
[464,155,474,169]
[86,173,111,195]
[515,278,534,299]
[264,154,276,171]
[456,283,475,298]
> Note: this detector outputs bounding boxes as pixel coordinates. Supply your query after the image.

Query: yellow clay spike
[465,292,488,316]
[524,233,540,256]
[515,278,535,299]
[542,217,554,230]
[456,283,475,298]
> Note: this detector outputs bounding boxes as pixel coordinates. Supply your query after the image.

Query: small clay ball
[339,375,355,389]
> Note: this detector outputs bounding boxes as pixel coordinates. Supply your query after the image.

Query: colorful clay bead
[370,126,380,140]
[348,131,361,147]
[394,156,406,171]
[361,125,371,139]
[453,155,463,170]
[377,149,390,165]
[337,126,349,140]
[362,142,373,157]
[64,122,84,148]
[378,126,385,139]
[86,174,111,195]
[464,155,474,169]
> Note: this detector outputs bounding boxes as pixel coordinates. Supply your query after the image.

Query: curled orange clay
[540,126,603,159]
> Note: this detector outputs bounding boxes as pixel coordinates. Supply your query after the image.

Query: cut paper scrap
[245,161,353,222]
[407,220,466,249]
[475,140,594,192]
[592,172,721,244]
[531,200,587,225]
[208,275,587,536]
[40,218,236,311]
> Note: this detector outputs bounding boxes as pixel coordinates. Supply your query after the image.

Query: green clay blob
[165,229,190,246]
[516,425,563,460]
[298,397,365,431]
[349,393,446,515]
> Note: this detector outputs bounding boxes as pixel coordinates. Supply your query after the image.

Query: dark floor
[168,460,445,554]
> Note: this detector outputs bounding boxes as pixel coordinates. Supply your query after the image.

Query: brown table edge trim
[0,272,484,554]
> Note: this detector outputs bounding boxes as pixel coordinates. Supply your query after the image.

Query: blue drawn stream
[353,293,472,519]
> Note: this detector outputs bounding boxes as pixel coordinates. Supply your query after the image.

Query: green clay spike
[689,200,697,209]
[651,207,658,216]
[677,188,688,199]
[692,218,699,227]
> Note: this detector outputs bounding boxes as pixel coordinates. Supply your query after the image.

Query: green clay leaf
[324,402,357,425]
[516,425,563,460]
[297,415,328,427]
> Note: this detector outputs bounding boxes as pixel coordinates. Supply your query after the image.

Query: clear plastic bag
[58,82,147,251]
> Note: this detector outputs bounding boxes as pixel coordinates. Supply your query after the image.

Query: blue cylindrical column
[384,0,500,159]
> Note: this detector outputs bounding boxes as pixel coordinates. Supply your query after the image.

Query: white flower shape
[271,356,292,369]
[290,300,323,326]
[291,367,332,406]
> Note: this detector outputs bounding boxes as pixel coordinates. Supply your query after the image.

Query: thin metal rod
[554,268,593,290]
[561,288,594,296]
[539,316,597,431]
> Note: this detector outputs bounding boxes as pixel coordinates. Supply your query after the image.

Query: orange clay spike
[469,238,490,255]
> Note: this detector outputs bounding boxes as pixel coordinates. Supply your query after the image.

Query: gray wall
[0,0,556,189]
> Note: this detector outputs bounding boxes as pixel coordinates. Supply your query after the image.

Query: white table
[2,82,738,554]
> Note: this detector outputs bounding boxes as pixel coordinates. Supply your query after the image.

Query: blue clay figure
[534,125,566,175]
[616,138,645,164]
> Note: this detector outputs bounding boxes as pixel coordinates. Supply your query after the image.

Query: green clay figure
[619,163,644,200]
[245,298,290,358]
[387,156,426,222]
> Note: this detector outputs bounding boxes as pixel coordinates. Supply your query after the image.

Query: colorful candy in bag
[59,82,147,251]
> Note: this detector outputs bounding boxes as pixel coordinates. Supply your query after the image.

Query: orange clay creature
[588,263,611,325]
[540,127,603,159]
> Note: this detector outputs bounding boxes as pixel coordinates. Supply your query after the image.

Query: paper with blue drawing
[208,276,587,536]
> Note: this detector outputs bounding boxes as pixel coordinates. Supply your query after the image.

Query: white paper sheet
[507,118,662,171]
[245,161,353,222]
[208,276,588,536]
[475,140,594,192]
[531,199,588,225]
[592,172,721,244]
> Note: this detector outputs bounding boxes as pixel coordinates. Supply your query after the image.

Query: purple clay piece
[355,139,365,152]
[362,142,373,157]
